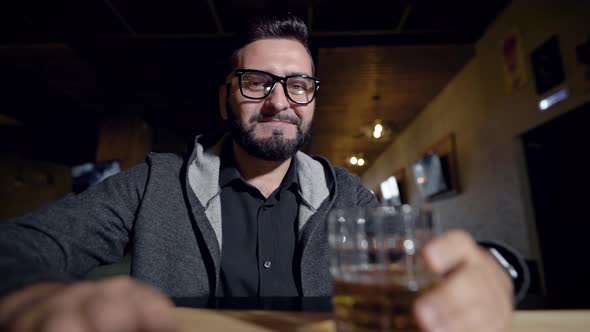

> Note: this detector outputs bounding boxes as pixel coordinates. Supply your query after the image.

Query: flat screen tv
[72,160,121,193]
[379,175,403,206]
[411,153,452,199]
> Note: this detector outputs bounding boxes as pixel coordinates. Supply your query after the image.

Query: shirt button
[263,261,272,269]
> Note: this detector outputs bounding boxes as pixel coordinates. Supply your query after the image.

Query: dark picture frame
[412,133,460,201]
[531,36,566,95]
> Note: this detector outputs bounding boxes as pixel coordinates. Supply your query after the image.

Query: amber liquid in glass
[332,269,438,332]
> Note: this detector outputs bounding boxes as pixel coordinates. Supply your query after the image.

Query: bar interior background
[1,0,589,310]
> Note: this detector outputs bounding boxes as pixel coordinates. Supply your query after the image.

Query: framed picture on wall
[531,35,566,95]
[411,133,460,201]
[500,28,528,94]
[377,168,406,206]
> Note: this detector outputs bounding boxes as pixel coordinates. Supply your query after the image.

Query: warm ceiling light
[358,120,393,141]
[350,156,358,165]
[357,158,365,166]
[417,177,425,184]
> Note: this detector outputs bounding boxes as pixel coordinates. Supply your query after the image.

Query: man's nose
[265,82,290,112]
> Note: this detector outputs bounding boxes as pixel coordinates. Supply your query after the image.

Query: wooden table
[176,308,590,332]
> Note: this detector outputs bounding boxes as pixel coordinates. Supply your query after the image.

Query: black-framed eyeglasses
[227,69,320,105]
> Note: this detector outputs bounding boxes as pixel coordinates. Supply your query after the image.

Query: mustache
[249,113,302,126]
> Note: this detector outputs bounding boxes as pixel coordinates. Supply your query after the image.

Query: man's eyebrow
[286,71,312,77]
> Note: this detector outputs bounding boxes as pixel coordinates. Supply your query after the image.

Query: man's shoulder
[146,152,186,167]
[331,165,356,179]
[298,152,361,186]
[141,152,188,181]
[296,152,354,175]
[327,163,362,186]
[104,152,185,188]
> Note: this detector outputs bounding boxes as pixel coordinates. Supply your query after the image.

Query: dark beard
[226,102,311,161]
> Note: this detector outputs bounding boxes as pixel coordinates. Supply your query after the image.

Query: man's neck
[232,142,292,198]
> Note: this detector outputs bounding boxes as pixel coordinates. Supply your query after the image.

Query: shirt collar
[281,155,299,193]
[219,138,243,188]
[219,138,300,194]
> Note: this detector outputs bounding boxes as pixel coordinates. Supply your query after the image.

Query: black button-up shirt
[218,140,301,296]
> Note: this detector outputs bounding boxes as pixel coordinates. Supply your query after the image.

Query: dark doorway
[523,101,590,309]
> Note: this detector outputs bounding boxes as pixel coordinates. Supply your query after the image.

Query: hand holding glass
[329,205,439,332]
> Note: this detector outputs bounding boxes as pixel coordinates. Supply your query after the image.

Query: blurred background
[1,0,589,309]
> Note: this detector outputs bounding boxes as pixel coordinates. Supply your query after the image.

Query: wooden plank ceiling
[309,45,473,174]
[1,0,508,167]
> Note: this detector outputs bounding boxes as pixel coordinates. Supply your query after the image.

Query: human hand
[414,230,514,332]
[0,276,177,332]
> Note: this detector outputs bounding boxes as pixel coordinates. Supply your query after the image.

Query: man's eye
[288,86,305,95]
[288,81,311,94]
[244,80,267,89]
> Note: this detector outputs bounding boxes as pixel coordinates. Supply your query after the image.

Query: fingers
[0,283,67,327]
[133,291,177,332]
[422,230,479,275]
[414,230,514,332]
[415,264,511,332]
[82,277,177,332]
[126,279,177,332]
[2,276,178,332]
[414,266,485,332]
[9,282,95,332]
[81,295,139,332]
[37,308,91,332]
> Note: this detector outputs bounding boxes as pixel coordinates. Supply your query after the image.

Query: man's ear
[219,84,228,121]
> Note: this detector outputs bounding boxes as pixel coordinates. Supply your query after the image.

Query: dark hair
[229,12,314,73]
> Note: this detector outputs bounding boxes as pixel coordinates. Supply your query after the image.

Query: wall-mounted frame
[531,36,565,95]
[375,168,407,206]
[411,133,460,201]
[500,28,528,94]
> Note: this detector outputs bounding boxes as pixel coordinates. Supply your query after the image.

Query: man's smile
[258,118,297,126]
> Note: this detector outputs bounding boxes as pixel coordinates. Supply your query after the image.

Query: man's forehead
[237,38,314,75]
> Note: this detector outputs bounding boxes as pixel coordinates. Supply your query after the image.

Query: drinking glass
[329,205,439,332]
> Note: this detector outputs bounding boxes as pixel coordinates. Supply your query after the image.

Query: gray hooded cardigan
[0,136,378,297]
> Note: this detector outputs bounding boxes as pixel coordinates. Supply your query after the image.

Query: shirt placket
[257,195,278,296]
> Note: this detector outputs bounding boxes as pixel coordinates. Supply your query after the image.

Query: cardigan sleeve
[0,162,150,298]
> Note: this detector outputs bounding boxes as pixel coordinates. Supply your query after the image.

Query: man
[0,13,523,332]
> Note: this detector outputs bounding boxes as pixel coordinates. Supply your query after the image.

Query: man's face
[223,38,315,161]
